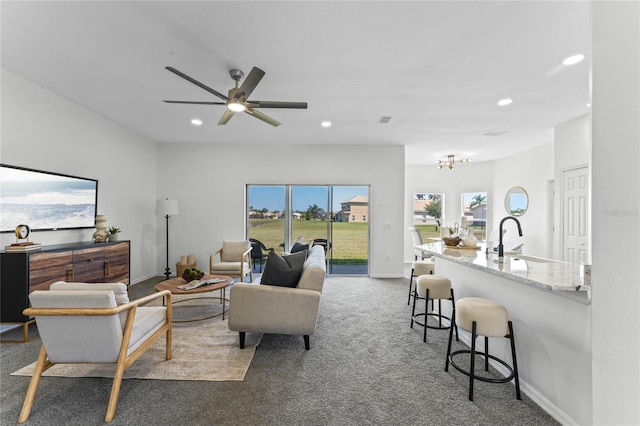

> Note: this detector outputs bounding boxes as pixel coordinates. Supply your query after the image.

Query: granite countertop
[416,241,590,294]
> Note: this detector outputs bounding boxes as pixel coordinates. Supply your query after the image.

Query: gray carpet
[0,276,558,426]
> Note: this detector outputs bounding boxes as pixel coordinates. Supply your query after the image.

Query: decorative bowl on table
[181,268,204,282]
[442,237,461,247]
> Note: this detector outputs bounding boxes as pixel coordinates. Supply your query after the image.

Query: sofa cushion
[261,250,307,287]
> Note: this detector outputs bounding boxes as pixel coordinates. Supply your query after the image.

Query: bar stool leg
[451,289,459,342]
[509,321,522,400]
[445,307,456,371]
[407,270,415,305]
[410,286,418,328]
[469,321,477,401]
[423,289,430,342]
[484,336,489,371]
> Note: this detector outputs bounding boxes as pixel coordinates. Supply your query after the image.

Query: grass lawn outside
[249,219,368,263]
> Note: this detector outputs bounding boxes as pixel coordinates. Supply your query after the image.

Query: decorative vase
[462,234,478,248]
[108,233,119,242]
[93,214,109,243]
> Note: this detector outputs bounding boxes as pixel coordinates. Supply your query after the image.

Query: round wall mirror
[505,186,529,216]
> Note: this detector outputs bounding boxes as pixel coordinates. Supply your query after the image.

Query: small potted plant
[107,226,121,242]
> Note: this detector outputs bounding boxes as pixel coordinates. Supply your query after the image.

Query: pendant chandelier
[436,154,470,170]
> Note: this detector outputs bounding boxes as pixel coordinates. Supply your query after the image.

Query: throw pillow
[261,250,307,287]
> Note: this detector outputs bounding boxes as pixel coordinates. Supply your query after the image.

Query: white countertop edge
[416,242,590,297]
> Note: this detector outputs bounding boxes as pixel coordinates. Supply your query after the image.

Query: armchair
[18,282,172,423]
[209,240,252,282]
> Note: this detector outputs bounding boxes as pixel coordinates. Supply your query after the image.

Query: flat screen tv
[0,164,98,233]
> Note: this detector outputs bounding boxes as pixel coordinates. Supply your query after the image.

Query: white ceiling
[0,1,590,165]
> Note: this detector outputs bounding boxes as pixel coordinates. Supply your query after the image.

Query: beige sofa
[228,245,326,350]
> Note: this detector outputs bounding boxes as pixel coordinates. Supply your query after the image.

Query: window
[461,192,487,239]
[362,215,366,221]
[412,193,444,239]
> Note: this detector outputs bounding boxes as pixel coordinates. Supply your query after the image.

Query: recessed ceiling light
[563,54,585,66]
[497,98,513,106]
[321,121,332,128]
[191,118,203,126]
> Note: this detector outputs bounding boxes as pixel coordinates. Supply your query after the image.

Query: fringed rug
[12,297,261,382]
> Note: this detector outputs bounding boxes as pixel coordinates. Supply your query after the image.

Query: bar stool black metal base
[411,290,458,343]
[447,349,516,384]
[411,312,453,330]
[445,319,521,401]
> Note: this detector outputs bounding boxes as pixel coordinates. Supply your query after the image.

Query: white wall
[490,143,555,258]
[404,143,555,262]
[591,2,640,424]
[404,161,494,262]
[554,114,590,261]
[157,142,406,278]
[0,70,159,282]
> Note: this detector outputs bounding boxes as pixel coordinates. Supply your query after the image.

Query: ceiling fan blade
[249,100,308,109]
[235,67,265,100]
[245,108,281,127]
[163,100,226,105]
[218,109,235,125]
[165,67,229,101]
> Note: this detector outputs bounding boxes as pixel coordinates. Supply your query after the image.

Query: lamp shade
[155,198,179,216]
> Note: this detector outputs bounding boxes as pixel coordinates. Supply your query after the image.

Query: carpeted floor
[0,275,559,426]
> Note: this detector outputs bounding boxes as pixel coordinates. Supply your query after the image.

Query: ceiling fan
[163,66,307,127]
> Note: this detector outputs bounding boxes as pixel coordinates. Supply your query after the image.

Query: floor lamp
[156,198,179,280]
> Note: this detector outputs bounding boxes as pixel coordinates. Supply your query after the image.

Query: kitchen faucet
[498,216,523,260]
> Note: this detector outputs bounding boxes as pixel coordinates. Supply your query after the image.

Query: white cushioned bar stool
[407,258,435,305]
[410,275,458,343]
[445,297,521,401]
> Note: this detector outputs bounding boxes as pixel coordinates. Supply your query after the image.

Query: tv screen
[0,164,98,233]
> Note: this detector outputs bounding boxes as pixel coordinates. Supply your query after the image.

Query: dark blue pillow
[260,250,307,287]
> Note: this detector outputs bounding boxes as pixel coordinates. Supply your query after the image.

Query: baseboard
[370,273,405,279]
[438,318,579,426]
[130,272,161,285]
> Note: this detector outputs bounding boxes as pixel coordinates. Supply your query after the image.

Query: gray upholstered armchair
[18,282,172,423]
[209,240,253,282]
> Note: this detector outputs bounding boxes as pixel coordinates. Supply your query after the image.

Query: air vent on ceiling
[484,131,508,136]
[378,116,393,124]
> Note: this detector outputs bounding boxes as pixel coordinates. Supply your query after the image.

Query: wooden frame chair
[209,240,253,282]
[18,286,172,423]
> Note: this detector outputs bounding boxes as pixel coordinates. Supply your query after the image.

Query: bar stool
[410,275,458,343]
[407,258,434,305]
[445,297,521,401]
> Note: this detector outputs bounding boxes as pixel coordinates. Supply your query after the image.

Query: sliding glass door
[247,185,369,275]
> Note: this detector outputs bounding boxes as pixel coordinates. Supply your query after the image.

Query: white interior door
[562,166,589,263]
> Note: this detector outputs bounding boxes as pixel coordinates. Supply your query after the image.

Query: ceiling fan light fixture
[228,102,246,112]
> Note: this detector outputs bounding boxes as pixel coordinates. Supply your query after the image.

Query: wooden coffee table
[154,274,233,322]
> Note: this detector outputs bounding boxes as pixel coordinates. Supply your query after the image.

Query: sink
[504,254,564,264]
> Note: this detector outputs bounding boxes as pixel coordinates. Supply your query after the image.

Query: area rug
[11,301,262,382]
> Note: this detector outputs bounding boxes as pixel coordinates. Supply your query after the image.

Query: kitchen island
[417,241,591,425]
